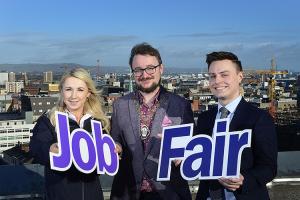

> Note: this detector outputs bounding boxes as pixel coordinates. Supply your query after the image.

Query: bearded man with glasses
[110,42,194,200]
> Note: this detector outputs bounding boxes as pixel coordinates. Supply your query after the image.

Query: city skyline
[1,0,300,71]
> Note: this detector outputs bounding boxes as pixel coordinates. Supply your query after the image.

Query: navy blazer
[195,98,277,200]
[110,87,194,200]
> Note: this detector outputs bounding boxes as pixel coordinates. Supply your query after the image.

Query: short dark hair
[129,42,162,67]
[206,51,243,71]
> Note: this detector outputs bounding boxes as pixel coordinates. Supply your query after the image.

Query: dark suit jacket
[195,98,277,200]
[110,87,194,200]
[29,114,104,200]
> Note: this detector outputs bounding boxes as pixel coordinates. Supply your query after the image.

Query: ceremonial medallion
[140,125,150,140]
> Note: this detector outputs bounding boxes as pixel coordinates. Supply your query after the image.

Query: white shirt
[65,110,92,128]
[211,96,242,200]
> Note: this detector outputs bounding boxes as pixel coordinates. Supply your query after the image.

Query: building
[277,98,297,111]
[0,95,12,112]
[0,112,34,154]
[43,71,53,83]
[5,81,24,93]
[0,72,8,86]
[23,85,40,95]
[2,143,33,165]
[20,95,58,121]
[21,72,28,86]
[8,72,16,82]
[48,83,59,94]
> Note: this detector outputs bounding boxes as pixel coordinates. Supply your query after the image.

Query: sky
[0,0,300,71]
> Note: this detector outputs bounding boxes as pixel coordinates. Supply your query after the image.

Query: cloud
[166,31,241,38]
[0,31,299,71]
[0,33,138,65]
[48,35,137,49]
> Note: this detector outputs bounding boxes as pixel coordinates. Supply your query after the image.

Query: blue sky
[1,0,300,71]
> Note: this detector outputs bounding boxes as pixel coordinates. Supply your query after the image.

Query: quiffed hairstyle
[49,68,110,133]
[206,51,243,71]
[129,42,162,67]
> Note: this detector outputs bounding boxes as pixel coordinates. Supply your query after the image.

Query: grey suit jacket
[110,87,194,200]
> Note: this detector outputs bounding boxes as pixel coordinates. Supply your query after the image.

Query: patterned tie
[209,107,230,200]
[219,107,230,119]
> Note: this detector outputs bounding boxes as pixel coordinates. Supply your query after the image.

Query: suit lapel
[128,94,142,146]
[199,107,217,136]
[208,108,218,136]
[144,91,169,158]
[229,98,246,131]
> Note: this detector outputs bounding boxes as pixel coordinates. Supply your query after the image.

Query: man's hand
[218,174,244,191]
[50,143,59,154]
[114,143,123,160]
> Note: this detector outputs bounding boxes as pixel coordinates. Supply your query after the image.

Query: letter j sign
[49,112,119,176]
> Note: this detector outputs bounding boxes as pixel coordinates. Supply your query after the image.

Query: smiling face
[132,54,163,94]
[208,59,243,106]
[62,76,90,116]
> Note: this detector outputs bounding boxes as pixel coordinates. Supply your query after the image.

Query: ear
[159,64,164,75]
[238,71,243,84]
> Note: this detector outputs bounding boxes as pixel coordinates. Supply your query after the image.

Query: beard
[136,77,161,93]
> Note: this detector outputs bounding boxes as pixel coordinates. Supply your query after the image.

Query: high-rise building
[0,72,8,86]
[21,72,28,86]
[43,71,53,83]
[8,72,15,82]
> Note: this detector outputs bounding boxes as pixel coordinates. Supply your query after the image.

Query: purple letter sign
[50,112,119,176]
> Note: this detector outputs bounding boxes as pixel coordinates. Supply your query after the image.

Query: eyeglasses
[132,63,161,77]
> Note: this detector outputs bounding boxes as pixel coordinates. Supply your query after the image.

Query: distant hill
[0,63,203,74]
[0,63,85,73]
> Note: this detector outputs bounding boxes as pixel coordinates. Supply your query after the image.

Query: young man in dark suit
[195,51,277,200]
[110,43,193,200]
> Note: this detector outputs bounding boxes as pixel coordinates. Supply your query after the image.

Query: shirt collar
[218,96,242,114]
[65,110,92,128]
[136,88,160,107]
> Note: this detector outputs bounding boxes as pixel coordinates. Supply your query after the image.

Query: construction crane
[256,57,288,101]
[256,57,288,118]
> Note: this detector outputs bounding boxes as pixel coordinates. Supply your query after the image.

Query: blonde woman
[30,68,110,200]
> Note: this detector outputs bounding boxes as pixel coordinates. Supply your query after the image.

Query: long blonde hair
[49,68,110,133]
